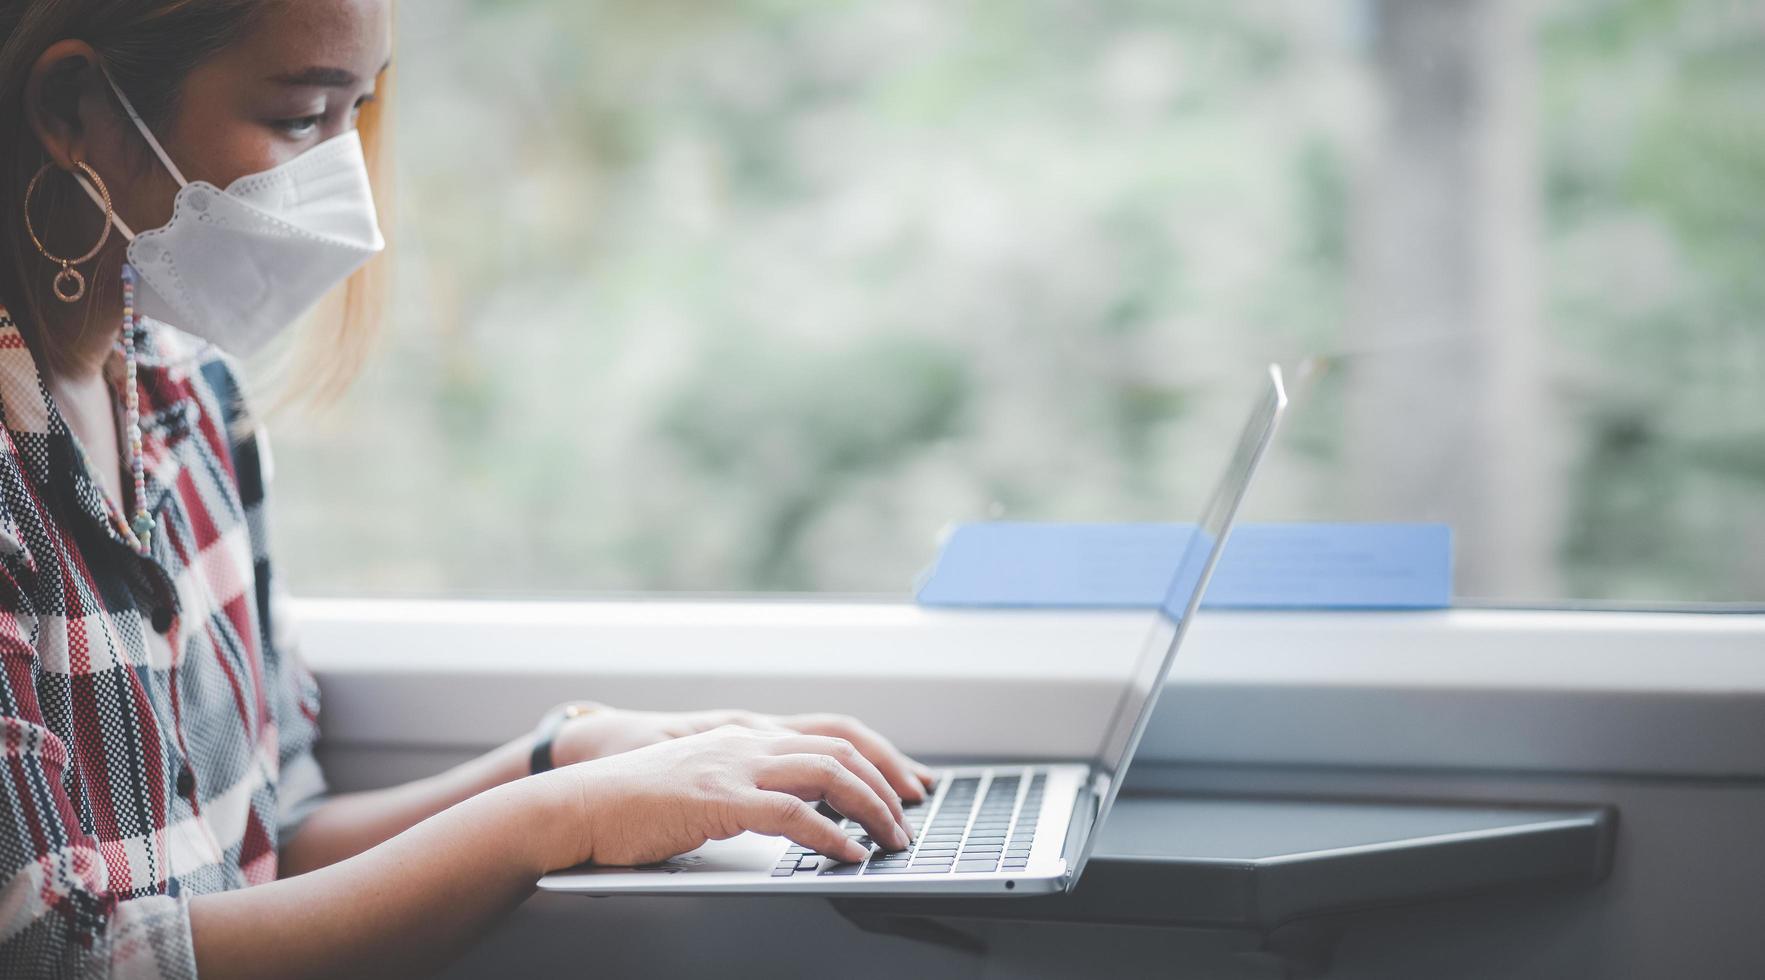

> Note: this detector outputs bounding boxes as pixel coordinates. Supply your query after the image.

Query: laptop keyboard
[770,769,1047,878]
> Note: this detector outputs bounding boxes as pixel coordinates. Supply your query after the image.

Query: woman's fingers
[913,761,938,789]
[785,714,931,803]
[770,733,910,831]
[700,710,792,736]
[741,792,869,863]
[758,753,910,851]
[847,727,931,802]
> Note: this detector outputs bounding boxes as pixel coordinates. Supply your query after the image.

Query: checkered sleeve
[266,570,326,851]
[0,563,197,979]
[212,370,327,853]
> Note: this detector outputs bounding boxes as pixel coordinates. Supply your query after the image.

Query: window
[271,0,1764,604]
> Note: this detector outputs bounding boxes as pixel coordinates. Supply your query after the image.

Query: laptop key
[820,863,862,875]
[955,861,999,873]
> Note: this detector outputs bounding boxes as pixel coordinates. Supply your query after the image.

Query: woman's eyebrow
[271,66,358,87]
[270,59,393,88]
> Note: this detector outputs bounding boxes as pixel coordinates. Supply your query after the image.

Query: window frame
[298,599,1765,784]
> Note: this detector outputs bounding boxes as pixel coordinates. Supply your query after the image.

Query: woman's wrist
[543,703,624,770]
[493,766,595,877]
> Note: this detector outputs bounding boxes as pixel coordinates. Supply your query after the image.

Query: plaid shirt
[0,307,324,979]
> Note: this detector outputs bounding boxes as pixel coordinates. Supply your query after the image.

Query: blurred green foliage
[1544,0,1765,598]
[269,0,1763,602]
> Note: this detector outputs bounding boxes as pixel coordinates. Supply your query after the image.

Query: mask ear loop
[73,67,192,243]
[74,175,134,241]
[99,68,188,187]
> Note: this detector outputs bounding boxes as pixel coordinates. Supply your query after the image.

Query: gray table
[832,793,1615,970]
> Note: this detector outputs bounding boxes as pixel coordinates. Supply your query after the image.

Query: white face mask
[76,72,385,357]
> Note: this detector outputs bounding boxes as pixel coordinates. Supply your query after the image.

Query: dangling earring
[23,160,114,303]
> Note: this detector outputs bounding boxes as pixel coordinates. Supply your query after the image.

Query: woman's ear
[23,39,108,168]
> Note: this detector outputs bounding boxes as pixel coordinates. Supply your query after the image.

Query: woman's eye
[274,115,323,136]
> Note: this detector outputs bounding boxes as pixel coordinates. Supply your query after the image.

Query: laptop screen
[1077,364,1288,873]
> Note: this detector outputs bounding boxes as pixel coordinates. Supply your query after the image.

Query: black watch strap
[529,702,597,776]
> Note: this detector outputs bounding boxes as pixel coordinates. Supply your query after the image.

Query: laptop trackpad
[583,833,783,876]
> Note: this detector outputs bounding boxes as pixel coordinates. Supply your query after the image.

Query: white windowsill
[296,599,1765,780]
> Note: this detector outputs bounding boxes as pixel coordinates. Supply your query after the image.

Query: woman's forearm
[193,771,569,980]
[280,733,535,877]
[199,725,919,979]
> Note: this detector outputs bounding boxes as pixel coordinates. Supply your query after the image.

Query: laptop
[540,363,1289,898]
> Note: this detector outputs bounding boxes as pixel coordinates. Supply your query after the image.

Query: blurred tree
[266,0,1764,604]
[1346,0,1558,596]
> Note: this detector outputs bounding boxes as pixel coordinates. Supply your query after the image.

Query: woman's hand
[551,707,937,803]
[548,725,915,869]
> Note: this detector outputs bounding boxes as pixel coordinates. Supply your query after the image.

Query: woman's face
[95,0,392,234]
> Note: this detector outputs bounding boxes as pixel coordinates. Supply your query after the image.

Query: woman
[0,2,929,976]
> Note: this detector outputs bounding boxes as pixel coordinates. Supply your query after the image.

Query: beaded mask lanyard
[25,157,156,556]
[117,264,155,554]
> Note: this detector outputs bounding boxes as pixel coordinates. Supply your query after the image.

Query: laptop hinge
[1060,769,1107,886]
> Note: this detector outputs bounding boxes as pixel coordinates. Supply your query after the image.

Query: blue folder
[915,522,1452,611]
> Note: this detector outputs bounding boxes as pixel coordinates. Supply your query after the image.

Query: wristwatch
[529,701,603,775]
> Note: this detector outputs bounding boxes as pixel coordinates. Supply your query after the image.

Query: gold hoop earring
[23,160,114,304]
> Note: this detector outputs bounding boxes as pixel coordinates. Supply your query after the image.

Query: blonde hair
[275,60,394,410]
